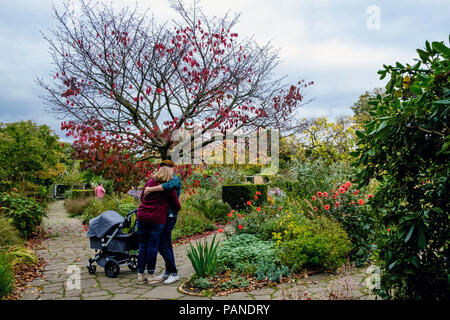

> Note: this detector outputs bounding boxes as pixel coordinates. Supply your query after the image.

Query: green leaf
[388,260,398,270]
[417,226,426,250]
[410,85,422,96]
[367,150,376,157]
[404,225,414,243]
[417,49,429,62]
[431,41,450,56]
[355,130,365,139]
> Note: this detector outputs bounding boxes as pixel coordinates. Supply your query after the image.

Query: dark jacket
[137,179,181,224]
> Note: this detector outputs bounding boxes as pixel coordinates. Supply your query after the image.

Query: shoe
[147,273,163,284]
[163,274,179,284]
[137,273,147,284]
[153,271,169,282]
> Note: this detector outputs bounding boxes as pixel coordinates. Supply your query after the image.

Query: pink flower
[324,204,330,210]
[335,202,340,207]
[312,196,317,201]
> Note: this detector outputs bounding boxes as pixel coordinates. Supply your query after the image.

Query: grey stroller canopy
[86,210,124,238]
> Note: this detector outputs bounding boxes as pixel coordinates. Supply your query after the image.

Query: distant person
[94,183,106,199]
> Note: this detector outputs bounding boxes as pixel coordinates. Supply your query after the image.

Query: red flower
[312,196,317,201]
[339,188,345,194]
[353,190,359,195]
[367,194,374,199]
[335,202,340,207]
[256,191,262,195]
[387,228,391,233]
[358,199,364,205]
[350,201,356,205]
[317,192,323,197]
[323,192,328,197]
[237,213,242,218]
[247,201,252,206]
[238,225,243,230]
[256,207,261,212]
[324,204,330,210]
[313,207,318,211]
[254,195,258,200]
[218,228,224,233]
[227,213,233,217]
[332,195,336,199]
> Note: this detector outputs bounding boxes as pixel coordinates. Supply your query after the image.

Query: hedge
[222,184,268,210]
[70,189,94,199]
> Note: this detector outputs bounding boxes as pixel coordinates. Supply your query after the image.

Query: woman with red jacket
[136,166,181,284]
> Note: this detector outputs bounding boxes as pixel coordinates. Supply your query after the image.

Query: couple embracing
[135,160,181,285]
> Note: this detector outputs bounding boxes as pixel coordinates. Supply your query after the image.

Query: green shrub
[0,216,23,248]
[5,246,37,266]
[0,252,14,298]
[216,234,278,270]
[64,197,95,217]
[277,217,352,271]
[172,210,215,240]
[353,39,450,300]
[254,259,290,282]
[270,159,353,199]
[186,234,220,278]
[222,184,268,210]
[185,189,232,223]
[220,274,250,289]
[192,277,212,289]
[0,192,47,238]
[70,189,94,199]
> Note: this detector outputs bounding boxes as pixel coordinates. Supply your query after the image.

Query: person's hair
[153,166,173,183]
[160,160,175,167]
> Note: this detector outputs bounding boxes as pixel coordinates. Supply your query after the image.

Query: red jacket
[137,179,181,224]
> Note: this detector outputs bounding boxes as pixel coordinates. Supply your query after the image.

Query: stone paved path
[22,200,376,300]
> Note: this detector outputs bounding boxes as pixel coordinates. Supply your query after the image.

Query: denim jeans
[136,220,164,274]
[158,215,178,275]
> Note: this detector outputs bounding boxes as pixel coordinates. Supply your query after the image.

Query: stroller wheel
[104,260,120,278]
[128,255,138,272]
[87,265,97,274]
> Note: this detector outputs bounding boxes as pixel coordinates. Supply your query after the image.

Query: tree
[0,121,64,200]
[351,87,384,127]
[353,39,450,299]
[282,116,356,164]
[38,0,312,187]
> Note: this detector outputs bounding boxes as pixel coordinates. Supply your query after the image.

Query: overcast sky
[0,0,448,140]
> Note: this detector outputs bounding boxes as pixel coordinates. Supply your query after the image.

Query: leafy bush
[172,210,215,240]
[0,252,14,298]
[184,188,232,223]
[276,217,352,271]
[270,159,353,200]
[220,274,250,289]
[254,259,290,282]
[303,181,376,266]
[5,246,37,266]
[186,234,220,278]
[80,195,138,223]
[69,189,94,199]
[217,234,278,269]
[0,192,47,238]
[64,197,95,217]
[0,216,23,248]
[222,184,268,210]
[192,277,212,289]
[353,39,450,300]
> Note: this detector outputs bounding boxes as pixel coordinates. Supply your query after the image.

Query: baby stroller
[86,209,139,278]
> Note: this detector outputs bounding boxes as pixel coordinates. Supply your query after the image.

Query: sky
[0,0,448,141]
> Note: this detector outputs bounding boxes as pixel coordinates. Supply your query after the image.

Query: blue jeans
[136,220,164,274]
[158,215,178,275]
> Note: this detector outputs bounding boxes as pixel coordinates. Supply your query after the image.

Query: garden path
[21,200,376,300]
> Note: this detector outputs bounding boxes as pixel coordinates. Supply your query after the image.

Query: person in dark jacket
[136,166,181,284]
